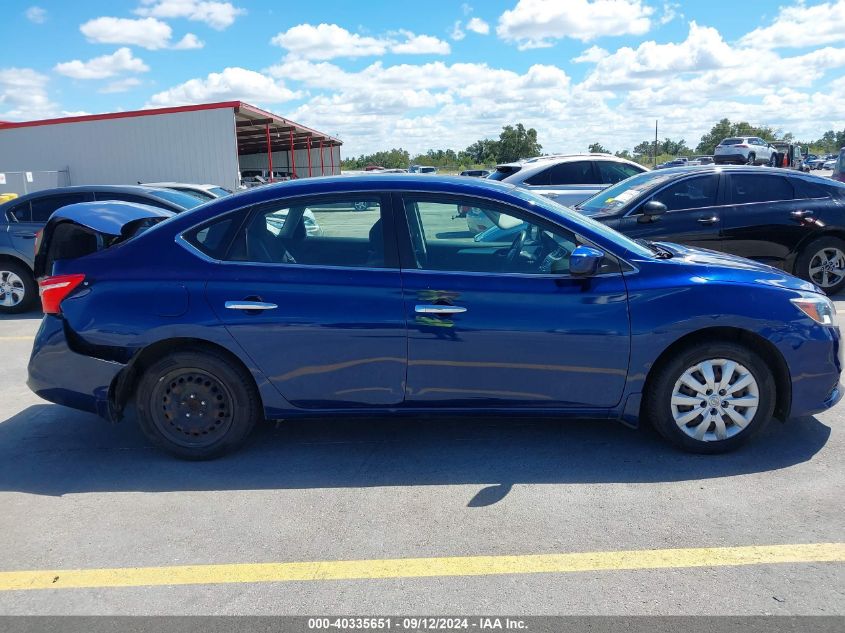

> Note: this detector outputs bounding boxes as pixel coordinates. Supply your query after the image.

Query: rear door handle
[697,216,719,225]
[225,301,278,311]
[791,210,813,219]
[415,304,467,315]
[12,232,36,238]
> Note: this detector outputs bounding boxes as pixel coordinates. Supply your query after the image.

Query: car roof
[144,182,219,189]
[629,164,843,185]
[10,184,178,202]
[496,153,643,169]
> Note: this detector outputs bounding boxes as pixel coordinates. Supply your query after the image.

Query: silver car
[487,154,647,207]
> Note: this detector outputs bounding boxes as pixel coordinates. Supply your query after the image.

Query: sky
[1,0,844,157]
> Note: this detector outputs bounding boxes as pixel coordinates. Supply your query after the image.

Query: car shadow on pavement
[0,404,831,501]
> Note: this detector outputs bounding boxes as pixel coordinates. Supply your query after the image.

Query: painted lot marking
[0,336,34,341]
[1,543,842,592]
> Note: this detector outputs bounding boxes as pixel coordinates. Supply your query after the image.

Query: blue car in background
[28,175,842,459]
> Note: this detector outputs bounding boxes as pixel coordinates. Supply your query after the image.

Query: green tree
[496,123,542,163]
[464,139,499,164]
[633,141,653,157]
[696,119,779,154]
[588,142,610,154]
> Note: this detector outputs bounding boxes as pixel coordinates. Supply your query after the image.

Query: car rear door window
[94,192,173,211]
[649,175,718,212]
[30,193,89,222]
[596,161,642,184]
[224,197,391,268]
[792,178,831,199]
[729,175,794,204]
[5,201,32,222]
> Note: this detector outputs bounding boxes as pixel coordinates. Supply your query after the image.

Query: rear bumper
[714,153,748,164]
[27,315,125,420]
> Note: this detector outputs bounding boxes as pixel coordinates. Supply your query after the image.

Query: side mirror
[569,245,605,277]
[638,200,667,223]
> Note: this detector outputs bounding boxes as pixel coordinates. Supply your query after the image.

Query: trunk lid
[34,201,174,278]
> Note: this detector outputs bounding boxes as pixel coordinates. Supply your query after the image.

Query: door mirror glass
[638,200,667,223]
[569,245,605,276]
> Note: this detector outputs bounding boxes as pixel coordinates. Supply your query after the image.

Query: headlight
[791,294,837,326]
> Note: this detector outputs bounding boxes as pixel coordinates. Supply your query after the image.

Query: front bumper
[27,315,125,420]
[781,323,844,418]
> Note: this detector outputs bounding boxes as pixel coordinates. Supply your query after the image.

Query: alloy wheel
[808,247,845,288]
[670,358,759,442]
[0,270,26,308]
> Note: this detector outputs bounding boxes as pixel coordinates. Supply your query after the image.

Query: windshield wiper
[637,239,673,259]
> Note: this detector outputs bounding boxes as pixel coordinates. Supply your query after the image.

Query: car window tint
[548,161,599,185]
[650,175,718,212]
[596,161,642,184]
[403,197,607,276]
[94,192,172,210]
[5,201,31,222]
[185,216,236,258]
[792,179,831,199]
[523,167,551,186]
[30,193,88,222]
[729,175,794,204]
[226,198,387,268]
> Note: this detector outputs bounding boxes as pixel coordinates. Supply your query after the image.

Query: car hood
[654,241,819,293]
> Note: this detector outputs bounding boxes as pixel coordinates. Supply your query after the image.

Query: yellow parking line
[0,336,34,341]
[0,543,842,592]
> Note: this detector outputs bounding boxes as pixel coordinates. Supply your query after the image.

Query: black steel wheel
[136,348,261,459]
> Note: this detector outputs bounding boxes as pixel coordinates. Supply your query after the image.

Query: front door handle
[415,304,467,315]
[791,209,813,219]
[12,232,36,238]
[225,301,278,311]
[697,216,719,225]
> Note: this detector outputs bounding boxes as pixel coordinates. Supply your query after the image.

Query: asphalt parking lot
[0,288,843,616]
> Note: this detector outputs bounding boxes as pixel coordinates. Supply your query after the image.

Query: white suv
[714,137,777,166]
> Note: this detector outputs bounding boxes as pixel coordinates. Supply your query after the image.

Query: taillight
[33,229,43,255]
[39,274,85,315]
[736,144,748,148]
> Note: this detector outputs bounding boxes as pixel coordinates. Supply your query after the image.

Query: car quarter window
[647,175,718,212]
[596,161,642,184]
[402,196,615,276]
[218,197,389,268]
[524,161,598,186]
[30,193,89,222]
[792,178,831,199]
[729,174,794,204]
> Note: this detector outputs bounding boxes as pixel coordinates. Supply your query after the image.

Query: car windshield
[149,188,205,210]
[511,187,654,258]
[209,187,232,197]
[576,171,676,216]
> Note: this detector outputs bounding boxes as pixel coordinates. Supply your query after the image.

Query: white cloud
[739,0,845,49]
[572,46,609,63]
[497,0,654,48]
[134,0,245,30]
[0,67,57,120]
[54,48,149,80]
[270,23,450,59]
[80,16,203,50]
[99,77,142,93]
[25,6,46,23]
[172,33,205,49]
[147,67,301,106]
[271,24,388,59]
[466,17,490,35]
[450,21,465,41]
[391,31,451,55]
[660,2,682,25]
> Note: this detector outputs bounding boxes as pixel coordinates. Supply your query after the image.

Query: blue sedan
[28,175,843,459]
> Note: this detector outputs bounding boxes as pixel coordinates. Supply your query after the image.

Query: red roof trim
[0,101,241,130]
[0,101,341,143]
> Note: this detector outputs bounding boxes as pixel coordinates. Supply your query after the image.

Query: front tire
[135,348,262,459]
[769,153,778,167]
[0,261,37,314]
[644,342,775,454]
[796,236,845,295]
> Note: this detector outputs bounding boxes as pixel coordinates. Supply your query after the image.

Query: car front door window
[648,175,718,212]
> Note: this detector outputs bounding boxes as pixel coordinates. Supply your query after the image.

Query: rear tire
[746,152,756,165]
[769,154,778,167]
[644,342,775,454]
[135,348,262,460]
[796,236,845,295]
[0,261,37,314]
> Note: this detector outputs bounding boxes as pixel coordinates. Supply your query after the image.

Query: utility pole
[654,120,658,169]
